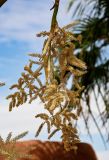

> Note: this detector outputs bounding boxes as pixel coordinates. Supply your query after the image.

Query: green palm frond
[68,0,109,18]
[68,0,97,18]
[67,0,74,11]
[68,0,109,147]
[98,0,109,17]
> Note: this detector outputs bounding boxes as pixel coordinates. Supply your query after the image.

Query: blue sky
[0,0,109,159]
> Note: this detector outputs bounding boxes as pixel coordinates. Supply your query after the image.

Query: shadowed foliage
[68,0,109,148]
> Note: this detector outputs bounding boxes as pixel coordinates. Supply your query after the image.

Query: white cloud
[97,151,109,160]
[0,98,48,140]
[0,1,49,45]
[0,0,71,45]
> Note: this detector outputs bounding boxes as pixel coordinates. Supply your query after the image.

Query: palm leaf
[67,0,109,146]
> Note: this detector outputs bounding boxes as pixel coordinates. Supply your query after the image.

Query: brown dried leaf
[48,129,60,139]
[35,122,45,137]
[35,113,49,120]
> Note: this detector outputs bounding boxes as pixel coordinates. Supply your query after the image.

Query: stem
[43,0,60,84]
[50,0,60,32]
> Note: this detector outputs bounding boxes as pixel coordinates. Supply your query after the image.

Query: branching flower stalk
[7,0,87,151]
[0,131,32,160]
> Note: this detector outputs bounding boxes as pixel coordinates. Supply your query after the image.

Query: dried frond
[0,135,4,144]
[35,113,49,120]
[48,129,60,139]
[36,31,50,37]
[0,131,32,160]
[7,0,87,152]
[5,132,12,144]
[28,53,42,58]
[11,131,28,142]
[35,123,45,137]
[46,120,51,134]
[9,84,19,90]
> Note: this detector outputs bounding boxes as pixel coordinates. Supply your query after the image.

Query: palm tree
[68,0,109,147]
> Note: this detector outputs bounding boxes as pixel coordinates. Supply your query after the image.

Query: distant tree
[68,0,109,147]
